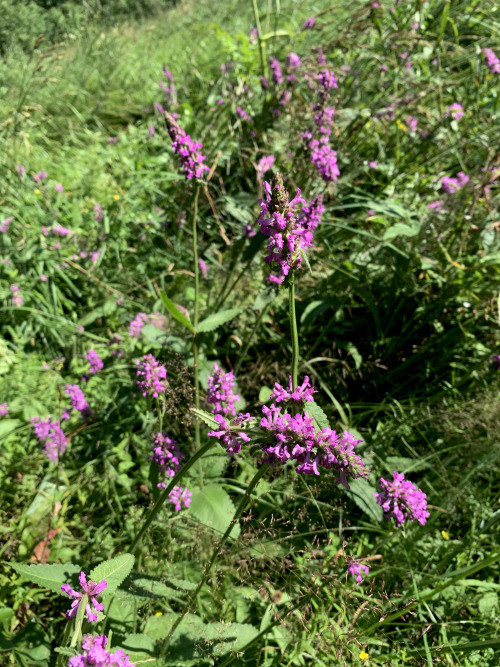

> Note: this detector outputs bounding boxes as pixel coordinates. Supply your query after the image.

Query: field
[1,0,500,665]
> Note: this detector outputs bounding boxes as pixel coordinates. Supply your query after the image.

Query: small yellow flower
[113,194,120,201]
[396,119,408,132]
[441,530,450,541]
[34,189,41,194]
[81,208,88,213]
[146,293,152,298]
[360,650,369,661]
[155,611,163,616]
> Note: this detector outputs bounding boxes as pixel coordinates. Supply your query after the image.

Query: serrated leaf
[197,307,242,333]
[159,291,195,333]
[305,401,330,429]
[11,562,81,594]
[345,478,383,522]
[117,633,156,663]
[385,456,431,473]
[144,613,176,640]
[89,554,134,595]
[191,408,219,428]
[189,484,240,539]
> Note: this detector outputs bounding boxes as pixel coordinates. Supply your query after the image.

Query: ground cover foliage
[1,0,500,664]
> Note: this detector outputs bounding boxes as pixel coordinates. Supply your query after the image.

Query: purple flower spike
[149,433,184,487]
[168,486,193,511]
[86,350,103,374]
[129,312,149,338]
[270,376,317,405]
[136,354,168,398]
[483,48,500,75]
[269,56,283,85]
[348,561,370,583]
[207,363,240,417]
[1,217,13,233]
[208,413,252,456]
[61,572,107,623]
[164,112,209,180]
[69,634,136,667]
[65,384,91,419]
[0,403,9,416]
[11,284,23,307]
[198,258,209,279]
[375,471,429,526]
[303,15,315,30]
[256,155,275,180]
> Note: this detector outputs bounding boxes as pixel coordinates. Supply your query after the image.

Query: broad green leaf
[478,591,498,615]
[0,608,14,630]
[197,307,242,333]
[0,419,21,439]
[258,386,273,403]
[144,613,176,640]
[117,634,156,663]
[191,408,219,428]
[306,401,330,430]
[159,291,195,333]
[189,484,240,538]
[345,478,383,522]
[385,456,430,473]
[383,222,420,241]
[11,562,81,594]
[89,554,134,595]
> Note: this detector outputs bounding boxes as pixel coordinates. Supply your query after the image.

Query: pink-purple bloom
[269,56,283,85]
[270,376,316,405]
[31,417,67,461]
[303,15,315,29]
[168,486,193,511]
[164,112,209,180]
[0,403,8,416]
[65,384,92,419]
[375,471,429,526]
[55,183,64,193]
[446,103,464,121]
[69,635,135,667]
[51,225,73,236]
[0,217,13,233]
[61,572,107,623]
[256,155,275,180]
[236,106,251,122]
[136,354,168,398]
[441,171,469,193]
[86,350,103,374]
[207,363,240,417]
[199,258,209,279]
[11,284,22,307]
[348,561,370,583]
[483,48,500,75]
[208,413,252,456]
[149,433,184,487]
[93,204,103,222]
[129,312,149,338]
[33,171,48,184]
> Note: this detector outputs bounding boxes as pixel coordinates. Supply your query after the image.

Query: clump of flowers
[299,194,324,232]
[207,363,240,417]
[168,486,193,511]
[11,284,22,307]
[86,350,103,374]
[348,560,370,583]
[0,403,8,416]
[269,56,283,85]
[303,15,315,29]
[65,384,92,419]
[446,103,464,121]
[61,572,107,622]
[441,171,469,194]
[31,417,68,461]
[69,635,135,667]
[199,258,209,279]
[129,313,149,338]
[256,155,275,181]
[375,471,429,526]
[136,354,168,398]
[208,413,252,456]
[0,217,13,233]
[149,433,184,487]
[270,375,316,405]
[164,112,209,180]
[483,48,500,75]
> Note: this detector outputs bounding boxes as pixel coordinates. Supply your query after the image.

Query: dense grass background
[1,0,500,664]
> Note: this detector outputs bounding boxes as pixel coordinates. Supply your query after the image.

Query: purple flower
[256,155,275,180]
[149,312,167,329]
[90,250,100,264]
[65,384,92,419]
[269,56,283,85]
[441,171,469,193]
[0,403,8,416]
[168,486,193,511]
[198,258,209,279]
[11,284,22,307]
[17,165,25,177]
[258,174,313,284]
[1,217,13,233]
[136,354,168,398]
[93,204,103,222]
[55,183,64,193]
[369,160,378,169]
[31,417,67,461]
[33,171,48,184]
[492,354,500,369]
[427,200,443,210]
[375,471,429,526]
[259,76,269,90]
[446,103,464,121]
[108,137,118,144]
[51,225,73,236]
[406,115,417,132]
[86,350,103,374]
[149,433,184,487]
[303,15,315,29]
[483,48,500,75]
[249,27,258,43]
[236,106,251,122]
[309,141,340,182]
[61,572,107,623]
[207,363,240,417]
[40,274,47,282]
[286,52,301,70]
[317,69,338,99]
[69,634,135,667]
[348,561,369,583]
[278,89,291,106]
[148,124,155,137]
[164,112,209,180]
[129,312,149,338]
[208,413,252,456]
[270,376,316,405]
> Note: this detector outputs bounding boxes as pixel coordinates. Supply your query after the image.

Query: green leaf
[344,478,383,522]
[385,456,430,473]
[89,554,135,595]
[382,222,420,241]
[191,407,219,429]
[0,419,21,439]
[306,401,330,429]
[478,591,498,615]
[197,307,242,333]
[159,291,195,333]
[189,484,240,539]
[258,386,273,403]
[117,634,156,663]
[11,562,81,594]
[144,613,176,640]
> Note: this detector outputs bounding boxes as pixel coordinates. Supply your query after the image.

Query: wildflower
[375,471,429,526]
[317,49,326,65]
[406,115,417,132]
[31,416,67,461]
[285,52,301,70]
[446,103,464,121]
[256,155,275,181]
[149,312,167,329]
[198,258,209,279]
[208,413,252,455]
[360,651,369,661]
[129,312,149,338]
[270,375,316,405]
[93,204,103,222]
[86,350,103,374]
[317,69,338,100]
[441,171,469,194]
[65,384,92,419]
[149,433,184,487]
[249,27,258,43]
[483,48,500,75]
[108,137,118,144]
[69,634,135,667]
[269,56,283,85]
[11,284,23,307]
[136,354,168,398]
[61,572,107,623]
[0,403,8,416]
[90,250,100,264]
[427,201,443,210]
[259,76,269,90]
[55,183,64,193]
[303,15,315,29]
[34,189,41,195]
[257,173,313,284]
[17,165,25,177]
[236,106,251,122]
[441,530,450,540]
[493,354,500,369]
[369,161,378,169]
[207,363,240,417]
[33,171,47,184]
[148,124,155,138]
[278,90,291,106]
[40,274,47,282]
[51,225,73,236]
[0,217,13,233]
[164,112,209,180]
[168,486,193,511]
[348,561,370,583]
[113,194,120,201]
[309,141,340,182]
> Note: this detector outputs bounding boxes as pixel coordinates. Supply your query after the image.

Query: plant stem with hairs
[289,277,299,389]
[192,186,201,450]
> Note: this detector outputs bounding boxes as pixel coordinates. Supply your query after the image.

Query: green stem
[233,303,270,376]
[251,0,266,77]
[156,397,163,436]
[192,186,201,451]
[130,441,215,553]
[160,463,271,656]
[289,279,299,389]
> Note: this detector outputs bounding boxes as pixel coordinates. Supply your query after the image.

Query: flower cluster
[236,106,251,122]
[198,258,209,279]
[207,363,240,417]
[441,171,469,194]
[483,48,500,75]
[446,103,464,121]
[149,432,184,487]
[31,417,68,461]
[164,112,209,180]
[86,350,103,374]
[375,471,429,526]
[348,561,370,583]
[270,375,316,405]
[269,56,283,85]
[136,354,168,398]
[129,313,148,337]
[159,65,177,109]
[168,485,193,511]
[298,194,324,232]
[303,15,315,29]
[69,635,135,667]
[257,174,314,284]
[1,217,13,233]
[65,384,92,419]
[256,155,275,181]
[0,403,8,416]
[11,284,22,307]
[208,413,252,456]
[61,572,107,622]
